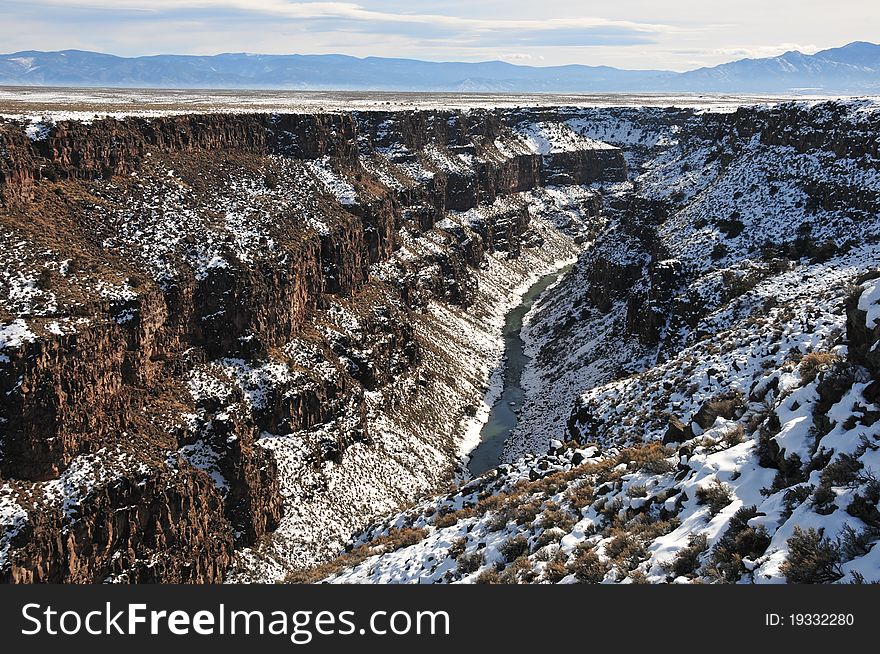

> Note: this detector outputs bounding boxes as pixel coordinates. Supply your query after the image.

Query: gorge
[467,264,574,477]
[1,98,879,584]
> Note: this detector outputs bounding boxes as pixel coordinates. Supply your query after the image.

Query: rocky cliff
[0,106,625,582]
[12,99,876,585]
[306,100,880,585]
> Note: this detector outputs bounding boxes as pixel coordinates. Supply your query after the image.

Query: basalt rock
[692,392,746,431]
[542,149,627,187]
[846,271,880,376]
[1,460,234,584]
[588,249,647,313]
[0,125,38,207]
[0,107,627,583]
[663,416,694,445]
[625,292,667,345]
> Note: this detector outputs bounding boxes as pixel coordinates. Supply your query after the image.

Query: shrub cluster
[780,527,843,584]
[696,480,733,516]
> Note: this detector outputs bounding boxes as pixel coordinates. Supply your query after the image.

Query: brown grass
[285,442,681,583]
[284,527,428,584]
[799,351,840,384]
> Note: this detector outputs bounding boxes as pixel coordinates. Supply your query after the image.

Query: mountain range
[0,41,879,93]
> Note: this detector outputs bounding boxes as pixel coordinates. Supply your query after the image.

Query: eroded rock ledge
[0,107,625,582]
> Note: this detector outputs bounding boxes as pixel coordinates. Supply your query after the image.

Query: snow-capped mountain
[676,42,880,92]
[0,42,878,93]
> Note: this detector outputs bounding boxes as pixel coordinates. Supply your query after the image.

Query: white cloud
[2,1,877,70]
[711,43,822,59]
[25,0,677,33]
[495,53,543,62]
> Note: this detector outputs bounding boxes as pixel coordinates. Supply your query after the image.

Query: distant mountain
[0,42,878,93]
[676,41,880,92]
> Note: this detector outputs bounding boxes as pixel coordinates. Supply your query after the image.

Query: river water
[467,264,573,476]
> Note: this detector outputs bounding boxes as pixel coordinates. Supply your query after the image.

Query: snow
[3,97,880,585]
[304,156,358,206]
[24,121,50,141]
[858,278,880,329]
[515,121,617,155]
[173,440,229,492]
[231,185,597,581]
[215,358,294,411]
[0,489,28,569]
[41,448,150,522]
[0,319,37,350]
[305,99,880,585]
[2,88,830,124]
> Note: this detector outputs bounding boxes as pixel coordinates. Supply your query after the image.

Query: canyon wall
[0,107,625,582]
[302,100,880,586]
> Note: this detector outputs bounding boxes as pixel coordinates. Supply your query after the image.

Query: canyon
[1,98,879,584]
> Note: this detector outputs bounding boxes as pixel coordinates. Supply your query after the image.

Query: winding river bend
[467,264,574,476]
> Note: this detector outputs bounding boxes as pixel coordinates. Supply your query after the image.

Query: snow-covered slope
[310,100,880,584]
[2,99,878,584]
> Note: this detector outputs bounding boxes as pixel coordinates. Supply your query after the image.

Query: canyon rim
[0,92,878,585]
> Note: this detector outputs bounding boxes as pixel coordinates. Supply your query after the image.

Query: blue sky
[1,0,877,71]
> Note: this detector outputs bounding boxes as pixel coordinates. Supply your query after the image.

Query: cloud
[18,1,676,42]
[495,53,542,62]
[7,0,871,71]
[711,43,821,59]
[0,0,677,60]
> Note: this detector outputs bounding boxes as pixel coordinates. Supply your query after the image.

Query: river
[467,264,573,476]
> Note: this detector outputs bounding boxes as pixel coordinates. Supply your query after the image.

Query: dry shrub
[617,442,675,474]
[722,423,745,448]
[476,494,507,514]
[567,544,609,584]
[540,503,576,532]
[820,453,863,489]
[604,532,646,572]
[384,527,428,550]
[780,526,843,583]
[626,484,648,498]
[486,510,511,532]
[514,500,543,526]
[474,569,501,584]
[500,535,530,562]
[623,515,681,541]
[542,551,569,583]
[448,537,467,559]
[706,505,771,582]
[799,351,840,383]
[456,550,485,574]
[500,557,534,584]
[566,482,595,509]
[665,533,708,579]
[434,509,464,528]
[285,526,428,584]
[534,527,566,549]
[598,496,624,521]
[696,480,733,516]
[627,569,649,584]
[839,524,878,560]
[602,515,679,573]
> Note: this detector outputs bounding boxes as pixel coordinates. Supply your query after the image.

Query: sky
[1,0,878,71]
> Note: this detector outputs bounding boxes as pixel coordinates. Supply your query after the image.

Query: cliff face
[305,100,880,587]
[3,458,235,583]
[513,100,880,455]
[0,106,626,582]
[6,99,878,585]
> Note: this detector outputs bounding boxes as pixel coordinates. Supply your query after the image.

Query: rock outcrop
[0,106,627,583]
